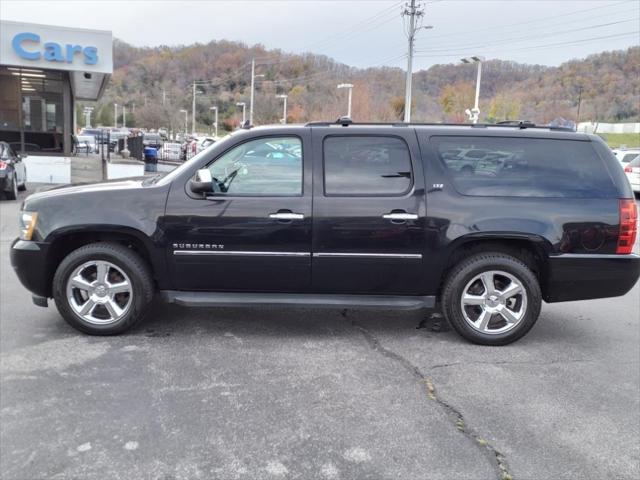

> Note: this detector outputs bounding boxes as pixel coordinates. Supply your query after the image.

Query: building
[0,20,113,157]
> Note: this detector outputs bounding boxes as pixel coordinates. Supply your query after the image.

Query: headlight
[19,212,38,241]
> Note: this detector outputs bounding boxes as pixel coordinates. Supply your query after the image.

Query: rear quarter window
[431,136,619,198]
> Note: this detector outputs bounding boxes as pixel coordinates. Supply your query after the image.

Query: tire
[18,171,26,191]
[4,175,18,200]
[53,242,154,335]
[441,252,542,346]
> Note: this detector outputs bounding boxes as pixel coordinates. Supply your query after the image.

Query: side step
[160,291,435,310]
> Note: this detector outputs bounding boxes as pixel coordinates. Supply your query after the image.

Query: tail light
[0,160,7,170]
[624,165,633,173]
[617,199,638,254]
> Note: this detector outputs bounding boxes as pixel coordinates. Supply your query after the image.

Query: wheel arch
[43,226,161,297]
[438,233,552,301]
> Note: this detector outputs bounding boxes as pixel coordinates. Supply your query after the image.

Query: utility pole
[576,86,583,124]
[122,105,126,128]
[162,89,166,106]
[249,58,265,125]
[192,82,196,134]
[402,0,428,122]
[180,109,188,135]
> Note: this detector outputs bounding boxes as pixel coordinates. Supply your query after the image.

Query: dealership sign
[0,20,112,74]
[12,32,98,65]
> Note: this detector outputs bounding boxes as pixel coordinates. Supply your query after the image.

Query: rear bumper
[10,238,52,298]
[544,253,640,302]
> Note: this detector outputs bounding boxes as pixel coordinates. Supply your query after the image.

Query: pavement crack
[351,319,513,480]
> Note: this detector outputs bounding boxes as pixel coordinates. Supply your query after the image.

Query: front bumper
[10,239,52,298]
[544,253,640,302]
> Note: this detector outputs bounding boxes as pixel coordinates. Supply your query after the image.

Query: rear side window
[622,153,639,163]
[432,136,618,198]
[323,136,413,195]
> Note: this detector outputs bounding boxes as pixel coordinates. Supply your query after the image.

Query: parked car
[9,142,41,153]
[612,148,640,165]
[79,128,109,144]
[0,141,27,200]
[624,155,640,195]
[10,121,640,345]
[143,133,163,150]
[75,134,97,154]
[160,142,182,161]
[195,136,217,154]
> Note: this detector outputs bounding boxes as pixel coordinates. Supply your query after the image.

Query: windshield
[155,133,237,186]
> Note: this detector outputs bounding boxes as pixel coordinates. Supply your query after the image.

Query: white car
[612,148,640,166]
[160,142,182,161]
[624,155,640,194]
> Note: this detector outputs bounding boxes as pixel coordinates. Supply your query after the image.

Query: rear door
[311,128,427,294]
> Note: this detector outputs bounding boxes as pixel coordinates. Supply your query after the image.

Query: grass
[597,133,640,149]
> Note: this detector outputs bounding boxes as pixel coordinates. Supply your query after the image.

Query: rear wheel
[441,252,541,345]
[53,243,154,335]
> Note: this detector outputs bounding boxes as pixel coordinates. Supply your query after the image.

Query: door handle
[382,212,418,221]
[269,212,305,220]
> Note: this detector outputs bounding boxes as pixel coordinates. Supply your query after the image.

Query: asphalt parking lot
[1,187,639,480]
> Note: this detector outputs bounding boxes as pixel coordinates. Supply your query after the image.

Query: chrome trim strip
[269,212,305,220]
[174,250,310,257]
[313,252,422,259]
[550,253,639,259]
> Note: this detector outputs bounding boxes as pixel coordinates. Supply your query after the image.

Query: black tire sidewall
[53,244,152,335]
[442,254,542,346]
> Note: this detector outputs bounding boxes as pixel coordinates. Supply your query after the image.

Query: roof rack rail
[303,120,576,132]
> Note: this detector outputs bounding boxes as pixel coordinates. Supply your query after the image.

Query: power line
[414,17,640,54]
[413,30,640,58]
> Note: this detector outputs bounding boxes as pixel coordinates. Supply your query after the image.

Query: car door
[164,132,312,292]
[311,128,427,294]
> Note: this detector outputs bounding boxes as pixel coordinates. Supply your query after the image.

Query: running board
[160,291,435,310]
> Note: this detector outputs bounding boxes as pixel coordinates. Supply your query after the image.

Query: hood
[22,177,150,208]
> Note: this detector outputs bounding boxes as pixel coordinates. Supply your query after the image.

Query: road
[1,188,638,480]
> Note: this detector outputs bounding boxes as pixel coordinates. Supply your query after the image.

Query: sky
[1,0,639,70]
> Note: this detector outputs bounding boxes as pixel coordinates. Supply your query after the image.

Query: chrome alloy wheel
[66,260,133,325]
[460,270,528,335]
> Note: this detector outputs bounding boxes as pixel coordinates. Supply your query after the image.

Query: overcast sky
[2,0,639,70]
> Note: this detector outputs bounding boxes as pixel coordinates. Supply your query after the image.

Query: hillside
[84,40,640,133]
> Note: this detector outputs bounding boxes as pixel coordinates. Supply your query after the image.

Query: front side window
[432,136,618,198]
[207,136,302,195]
[323,136,413,195]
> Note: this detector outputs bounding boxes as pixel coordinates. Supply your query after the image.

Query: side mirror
[189,168,213,194]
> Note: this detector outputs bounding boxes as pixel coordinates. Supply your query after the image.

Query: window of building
[432,136,618,198]
[323,136,413,196]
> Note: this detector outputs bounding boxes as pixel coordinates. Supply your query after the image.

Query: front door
[164,133,312,292]
[311,129,427,294]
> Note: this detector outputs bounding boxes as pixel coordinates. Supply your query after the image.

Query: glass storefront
[0,66,70,154]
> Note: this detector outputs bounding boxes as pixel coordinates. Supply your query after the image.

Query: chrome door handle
[269,212,305,220]
[382,213,418,220]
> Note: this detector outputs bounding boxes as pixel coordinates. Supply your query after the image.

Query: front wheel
[441,252,542,345]
[53,243,154,335]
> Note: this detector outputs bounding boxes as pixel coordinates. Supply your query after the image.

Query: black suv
[10,121,639,345]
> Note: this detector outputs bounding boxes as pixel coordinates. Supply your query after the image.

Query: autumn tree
[439,81,475,122]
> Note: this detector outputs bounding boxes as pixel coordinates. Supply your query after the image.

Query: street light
[337,83,354,118]
[461,56,485,124]
[180,109,188,135]
[236,102,246,125]
[276,94,288,124]
[209,106,218,137]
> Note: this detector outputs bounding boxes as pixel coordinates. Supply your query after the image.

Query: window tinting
[324,136,412,195]
[432,136,618,198]
[207,137,302,195]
